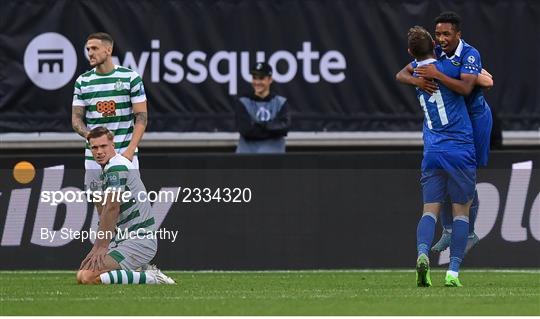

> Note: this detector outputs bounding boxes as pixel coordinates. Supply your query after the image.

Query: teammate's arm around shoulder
[396,63,438,94]
[416,63,476,96]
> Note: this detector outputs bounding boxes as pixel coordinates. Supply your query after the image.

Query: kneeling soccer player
[76,127,175,285]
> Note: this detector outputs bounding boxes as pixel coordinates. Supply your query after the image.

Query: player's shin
[417,212,437,256]
[99,270,156,284]
[449,215,469,276]
[469,191,479,234]
[441,199,454,231]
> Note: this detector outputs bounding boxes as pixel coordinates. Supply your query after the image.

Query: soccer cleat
[135,264,149,272]
[146,265,176,285]
[464,232,480,254]
[431,228,451,253]
[444,273,463,287]
[416,254,432,287]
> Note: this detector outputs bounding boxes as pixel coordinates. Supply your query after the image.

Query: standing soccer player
[72,32,147,198]
[396,12,494,254]
[77,127,174,285]
[406,26,476,287]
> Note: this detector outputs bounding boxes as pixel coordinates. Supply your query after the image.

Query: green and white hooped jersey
[72,65,146,162]
[101,154,155,243]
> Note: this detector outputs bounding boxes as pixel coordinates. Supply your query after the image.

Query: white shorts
[84,156,139,191]
[107,237,157,270]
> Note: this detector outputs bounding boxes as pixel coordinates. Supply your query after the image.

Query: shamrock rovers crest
[114,79,123,91]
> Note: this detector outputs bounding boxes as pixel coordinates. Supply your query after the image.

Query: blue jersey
[412,58,474,152]
[435,40,491,119]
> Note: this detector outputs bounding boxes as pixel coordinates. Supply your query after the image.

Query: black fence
[1,0,539,132]
[0,150,538,269]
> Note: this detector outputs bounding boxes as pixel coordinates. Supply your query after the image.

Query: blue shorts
[421,149,477,204]
[471,108,492,167]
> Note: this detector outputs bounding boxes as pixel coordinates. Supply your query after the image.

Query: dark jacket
[235,92,291,153]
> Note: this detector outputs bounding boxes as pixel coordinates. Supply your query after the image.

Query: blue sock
[417,213,436,257]
[441,198,453,230]
[469,191,479,235]
[449,216,469,272]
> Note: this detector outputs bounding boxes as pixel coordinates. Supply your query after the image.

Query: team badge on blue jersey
[467,55,476,64]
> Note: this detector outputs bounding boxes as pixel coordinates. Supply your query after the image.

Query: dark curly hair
[434,11,462,32]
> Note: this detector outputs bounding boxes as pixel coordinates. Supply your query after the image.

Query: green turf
[1,270,539,315]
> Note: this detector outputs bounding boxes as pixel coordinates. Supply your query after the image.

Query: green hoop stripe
[86,114,134,125]
[127,271,134,284]
[80,89,131,100]
[116,270,123,284]
[120,199,136,213]
[127,217,155,232]
[81,77,130,86]
[106,165,129,173]
[108,250,125,263]
[117,210,140,226]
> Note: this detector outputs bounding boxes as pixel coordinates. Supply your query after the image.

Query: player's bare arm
[395,63,438,94]
[79,190,120,271]
[476,68,493,89]
[415,64,476,96]
[72,105,90,139]
[122,101,147,161]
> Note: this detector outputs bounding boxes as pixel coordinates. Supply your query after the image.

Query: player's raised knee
[76,270,82,283]
[77,270,101,285]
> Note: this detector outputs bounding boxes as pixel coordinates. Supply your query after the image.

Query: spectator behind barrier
[234,62,291,154]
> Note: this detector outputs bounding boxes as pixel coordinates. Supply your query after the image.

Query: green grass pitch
[1,270,539,315]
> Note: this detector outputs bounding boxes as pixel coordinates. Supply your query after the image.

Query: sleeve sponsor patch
[105,171,121,188]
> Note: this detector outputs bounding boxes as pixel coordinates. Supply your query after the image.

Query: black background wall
[1,0,539,132]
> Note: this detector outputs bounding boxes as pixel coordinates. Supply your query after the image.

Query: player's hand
[415,64,439,80]
[80,246,108,271]
[121,150,134,161]
[414,77,438,94]
[481,68,493,78]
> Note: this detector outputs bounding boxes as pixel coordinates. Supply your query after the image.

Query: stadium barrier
[0,150,538,269]
[0,131,539,149]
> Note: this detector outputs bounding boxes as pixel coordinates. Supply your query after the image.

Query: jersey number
[418,90,448,129]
